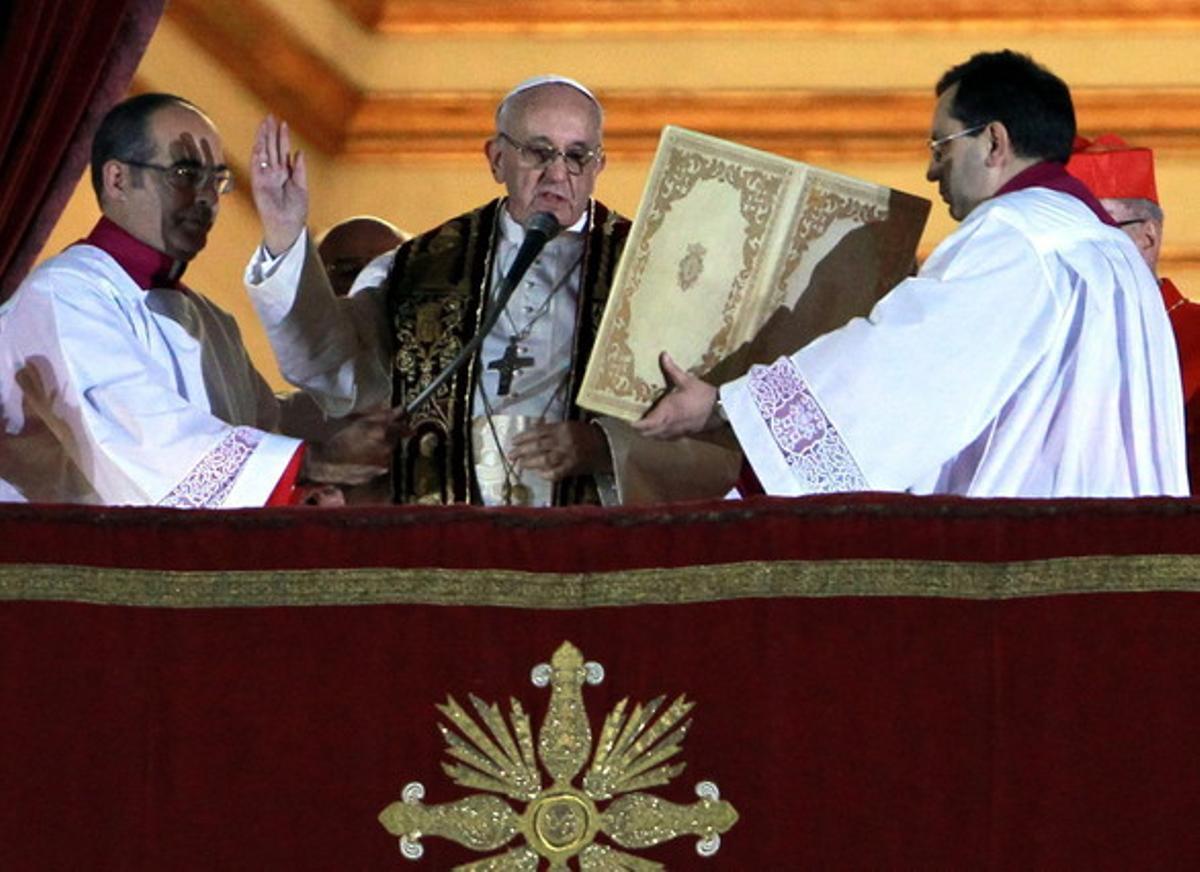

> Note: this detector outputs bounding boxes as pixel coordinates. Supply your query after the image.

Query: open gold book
[579,126,931,420]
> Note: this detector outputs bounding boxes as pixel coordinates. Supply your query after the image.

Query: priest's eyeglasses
[927,124,987,163]
[497,132,602,176]
[123,160,235,195]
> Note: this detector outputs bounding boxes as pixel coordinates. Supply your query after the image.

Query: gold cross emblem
[379,641,739,869]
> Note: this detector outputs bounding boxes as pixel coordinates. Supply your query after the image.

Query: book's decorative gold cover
[579,126,931,420]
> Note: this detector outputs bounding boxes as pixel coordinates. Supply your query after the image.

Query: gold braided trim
[3,554,1200,609]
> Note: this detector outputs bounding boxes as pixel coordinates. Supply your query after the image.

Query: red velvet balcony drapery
[3,494,1200,869]
[0,0,164,300]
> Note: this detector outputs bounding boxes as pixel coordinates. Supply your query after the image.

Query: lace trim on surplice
[747,358,868,494]
[159,427,262,508]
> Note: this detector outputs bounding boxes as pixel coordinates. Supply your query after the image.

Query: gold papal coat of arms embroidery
[379,641,739,869]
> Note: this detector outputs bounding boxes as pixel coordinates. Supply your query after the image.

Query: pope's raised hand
[251,115,308,257]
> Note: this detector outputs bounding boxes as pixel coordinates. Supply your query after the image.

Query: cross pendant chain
[484,249,582,397]
[487,336,536,396]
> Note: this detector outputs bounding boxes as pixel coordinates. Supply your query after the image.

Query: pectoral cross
[487,336,535,396]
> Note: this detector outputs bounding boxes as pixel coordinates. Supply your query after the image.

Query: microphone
[403,211,562,416]
[494,211,562,301]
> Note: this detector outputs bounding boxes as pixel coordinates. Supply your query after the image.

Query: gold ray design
[438,695,542,801]
[379,642,738,869]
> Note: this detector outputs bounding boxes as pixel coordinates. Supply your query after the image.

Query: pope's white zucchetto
[496,74,600,119]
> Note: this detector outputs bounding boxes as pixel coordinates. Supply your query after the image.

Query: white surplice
[0,245,299,506]
[720,186,1188,497]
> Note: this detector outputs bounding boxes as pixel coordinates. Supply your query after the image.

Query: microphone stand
[403,212,562,416]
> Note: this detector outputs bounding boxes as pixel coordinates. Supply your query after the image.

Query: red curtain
[5,496,1200,868]
[0,0,165,300]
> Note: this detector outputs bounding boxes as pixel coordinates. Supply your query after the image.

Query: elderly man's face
[1101,197,1162,273]
[486,84,605,229]
[116,104,225,262]
[926,84,993,222]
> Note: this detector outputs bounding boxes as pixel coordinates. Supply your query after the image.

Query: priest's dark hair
[90,93,203,202]
[936,50,1076,165]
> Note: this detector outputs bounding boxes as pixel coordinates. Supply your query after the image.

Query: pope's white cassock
[719,185,1188,497]
[0,225,301,506]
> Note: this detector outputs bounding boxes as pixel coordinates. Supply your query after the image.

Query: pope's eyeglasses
[497,132,602,176]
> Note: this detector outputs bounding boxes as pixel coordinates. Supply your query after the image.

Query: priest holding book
[636,50,1187,498]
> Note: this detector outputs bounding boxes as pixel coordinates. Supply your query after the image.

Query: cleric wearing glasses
[0,93,397,506]
[245,75,634,507]
[637,51,1186,498]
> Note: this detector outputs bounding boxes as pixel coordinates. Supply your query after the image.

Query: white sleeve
[244,232,393,417]
[2,276,300,507]
[725,211,1061,494]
